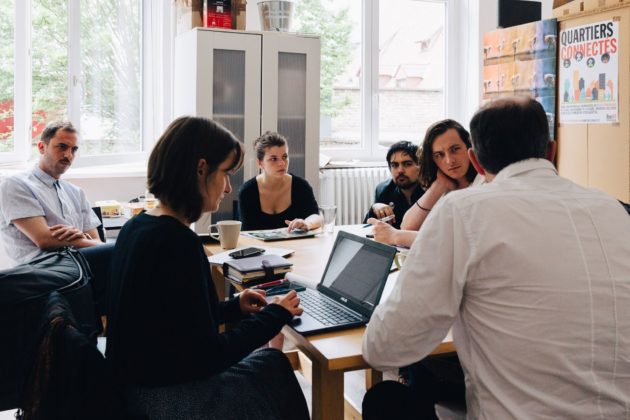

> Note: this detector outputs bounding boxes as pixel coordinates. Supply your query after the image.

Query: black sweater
[106,213,292,386]
[238,174,319,231]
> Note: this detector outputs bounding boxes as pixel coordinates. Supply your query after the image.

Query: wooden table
[205,225,455,420]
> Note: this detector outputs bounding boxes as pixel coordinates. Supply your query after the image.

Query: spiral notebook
[244,229,316,242]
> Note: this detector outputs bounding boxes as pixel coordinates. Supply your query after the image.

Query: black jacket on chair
[21,291,129,420]
[0,248,100,411]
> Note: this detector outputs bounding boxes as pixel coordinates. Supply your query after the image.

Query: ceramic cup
[209,220,242,249]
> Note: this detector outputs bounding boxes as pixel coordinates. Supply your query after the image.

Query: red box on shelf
[207,0,233,29]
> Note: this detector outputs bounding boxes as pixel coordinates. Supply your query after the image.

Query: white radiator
[319,167,391,225]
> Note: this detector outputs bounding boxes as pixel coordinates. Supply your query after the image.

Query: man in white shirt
[362,97,630,419]
[0,121,113,316]
[0,122,103,263]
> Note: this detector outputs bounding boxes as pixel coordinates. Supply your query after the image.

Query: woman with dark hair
[106,117,309,419]
[238,131,322,232]
[369,119,482,247]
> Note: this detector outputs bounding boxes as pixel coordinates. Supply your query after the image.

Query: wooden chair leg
[365,368,382,390]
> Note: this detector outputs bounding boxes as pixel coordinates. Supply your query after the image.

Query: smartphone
[265,283,306,296]
[229,247,265,259]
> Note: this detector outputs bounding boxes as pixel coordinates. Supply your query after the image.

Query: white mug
[209,220,242,249]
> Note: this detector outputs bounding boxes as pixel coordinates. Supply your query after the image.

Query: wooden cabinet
[174,28,320,224]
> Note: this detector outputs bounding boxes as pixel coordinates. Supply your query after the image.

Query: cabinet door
[261,33,321,195]
[198,30,262,222]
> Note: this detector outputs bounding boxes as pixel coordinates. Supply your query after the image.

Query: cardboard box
[233,0,246,30]
[176,0,204,35]
[583,0,628,12]
[552,0,584,18]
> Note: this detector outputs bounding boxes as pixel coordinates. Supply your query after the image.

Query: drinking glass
[319,205,337,234]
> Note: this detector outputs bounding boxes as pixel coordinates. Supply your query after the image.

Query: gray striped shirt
[0,165,100,263]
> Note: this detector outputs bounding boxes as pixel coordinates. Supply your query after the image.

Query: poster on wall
[559,20,618,124]
[482,19,557,139]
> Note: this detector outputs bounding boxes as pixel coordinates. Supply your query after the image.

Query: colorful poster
[482,19,557,139]
[559,21,618,124]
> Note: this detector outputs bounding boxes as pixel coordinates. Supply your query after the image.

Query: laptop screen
[319,232,396,315]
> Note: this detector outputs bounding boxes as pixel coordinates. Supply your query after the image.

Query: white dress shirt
[0,165,100,263]
[363,159,630,419]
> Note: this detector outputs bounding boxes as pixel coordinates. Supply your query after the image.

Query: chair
[91,207,107,243]
[232,199,239,221]
[20,291,130,419]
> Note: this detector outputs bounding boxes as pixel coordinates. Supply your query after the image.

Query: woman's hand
[285,218,311,232]
[271,290,303,316]
[433,169,458,194]
[238,288,268,314]
[367,218,399,246]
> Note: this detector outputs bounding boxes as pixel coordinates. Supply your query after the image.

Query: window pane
[32,0,68,152]
[0,0,14,153]
[80,0,142,155]
[294,0,360,150]
[378,0,445,150]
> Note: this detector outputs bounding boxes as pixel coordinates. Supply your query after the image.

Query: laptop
[289,231,397,336]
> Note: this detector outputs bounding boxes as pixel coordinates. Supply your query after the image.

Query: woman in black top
[238,131,321,231]
[106,117,308,419]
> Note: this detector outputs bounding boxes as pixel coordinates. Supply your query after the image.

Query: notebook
[244,229,316,242]
[223,254,292,284]
[288,231,397,336]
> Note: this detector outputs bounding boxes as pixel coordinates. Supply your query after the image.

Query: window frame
[322,0,462,163]
[0,0,164,167]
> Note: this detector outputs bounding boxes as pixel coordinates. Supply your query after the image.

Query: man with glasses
[364,141,424,229]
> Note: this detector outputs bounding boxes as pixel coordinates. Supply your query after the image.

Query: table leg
[365,368,383,390]
[210,265,226,301]
[311,361,344,420]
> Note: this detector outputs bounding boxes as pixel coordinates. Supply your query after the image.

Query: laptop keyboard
[299,289,362,326]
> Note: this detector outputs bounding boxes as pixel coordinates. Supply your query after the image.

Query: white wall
[66,175,147,204]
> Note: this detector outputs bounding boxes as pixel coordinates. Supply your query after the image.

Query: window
[1,0,145,165]
[296,0,451,162]
[0,0,15,154]
[78,0,142,156]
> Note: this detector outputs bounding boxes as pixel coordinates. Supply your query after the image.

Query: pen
[256,278,289,289]
[363,214,395,228]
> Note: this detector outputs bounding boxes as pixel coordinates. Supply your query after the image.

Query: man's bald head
[469,96,551,175]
